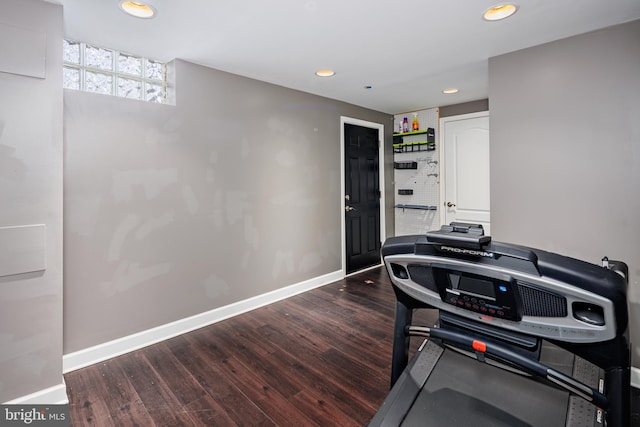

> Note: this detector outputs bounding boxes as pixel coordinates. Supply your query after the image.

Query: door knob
[446,202,456,208]
[345,205,356,212]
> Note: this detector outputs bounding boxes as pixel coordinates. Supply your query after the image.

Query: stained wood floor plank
[288,389,360,427]
[93,358,155,426]
[252,322,386,421]
[65,266,416,426]
[260,341,380,419]
[261,309,391,400]
[165,335,275,426]
[259,307,334,354]
[185,292,386,423]
[226,293,391,420]
[66,369,118,426]
[201,327,304,399]
[316,346,388,404]
[295,291,381,334]
[270,295,393,371]
[114,351,198,427]
[180,394,259,427]
[140,343,207,406]
[174,324,321,426]
[188,341,319,426]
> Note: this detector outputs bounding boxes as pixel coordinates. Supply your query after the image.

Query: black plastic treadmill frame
[380,231,631,427]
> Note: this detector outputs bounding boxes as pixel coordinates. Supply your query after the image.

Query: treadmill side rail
[368,341,443,427]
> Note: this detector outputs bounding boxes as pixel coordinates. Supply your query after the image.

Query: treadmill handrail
[408,325,609,410]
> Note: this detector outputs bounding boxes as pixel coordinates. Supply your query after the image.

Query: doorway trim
[438,110,490,228]
[340,116,386,277]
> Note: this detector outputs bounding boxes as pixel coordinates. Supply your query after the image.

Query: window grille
[63,39,166,103]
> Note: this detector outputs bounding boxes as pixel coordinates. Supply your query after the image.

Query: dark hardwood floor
[64,266,640,426]
[64,267,437,426]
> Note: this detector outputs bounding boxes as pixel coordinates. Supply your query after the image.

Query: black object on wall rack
[394,161,418,169]
[398,189,414,195]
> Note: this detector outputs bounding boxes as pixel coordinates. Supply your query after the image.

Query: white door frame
[438,111,490,228]
[340,116,386,276]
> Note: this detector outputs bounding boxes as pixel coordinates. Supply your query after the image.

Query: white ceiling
[52,0,640,114]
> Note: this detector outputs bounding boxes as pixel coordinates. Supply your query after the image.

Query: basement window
[63,39,166,103]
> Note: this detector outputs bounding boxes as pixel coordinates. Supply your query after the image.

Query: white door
[440,112,491,235]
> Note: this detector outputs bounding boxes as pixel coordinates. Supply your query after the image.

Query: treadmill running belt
[399,343,570,426]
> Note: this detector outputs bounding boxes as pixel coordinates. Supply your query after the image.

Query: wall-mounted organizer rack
[393,109,440,236]
[392,129,434,138]
[393,128,436,153]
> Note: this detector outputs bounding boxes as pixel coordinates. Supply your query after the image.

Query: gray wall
[439,99,489,118]
[64,59,393,353]
[489,20,640,365]
[0,0,64,402]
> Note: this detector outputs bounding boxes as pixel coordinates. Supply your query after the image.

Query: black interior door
[344,123,381,274]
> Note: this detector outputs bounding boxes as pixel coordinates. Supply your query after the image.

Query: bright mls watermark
[2,405,69,426]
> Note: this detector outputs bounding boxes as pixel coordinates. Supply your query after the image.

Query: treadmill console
[435,268,521,321]
[382,224,628,344]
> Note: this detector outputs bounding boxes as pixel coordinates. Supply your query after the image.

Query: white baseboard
[632,366,640,389]
[4,380,68,405]
[346,263,383,277]
[63,270,343,373]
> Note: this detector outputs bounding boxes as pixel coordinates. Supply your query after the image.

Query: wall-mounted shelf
[393,141,436,153]
[395,204,438,211]
[393,129,432,137]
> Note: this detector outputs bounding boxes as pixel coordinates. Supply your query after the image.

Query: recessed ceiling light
[482,3,518,21]
[315,69,335,77]
[119,1,156,19]
[442,88,459,94]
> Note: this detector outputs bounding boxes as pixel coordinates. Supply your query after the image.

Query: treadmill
[369,223,630,427]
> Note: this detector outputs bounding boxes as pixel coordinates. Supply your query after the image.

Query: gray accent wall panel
[0,22,46,78]
[0,0,63,402]
[63,59,393,353]
[439,99,489,118]
[489,20,640,365]
[0,225,46,277]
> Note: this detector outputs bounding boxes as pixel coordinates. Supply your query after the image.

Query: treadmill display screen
[451,274,496,299]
